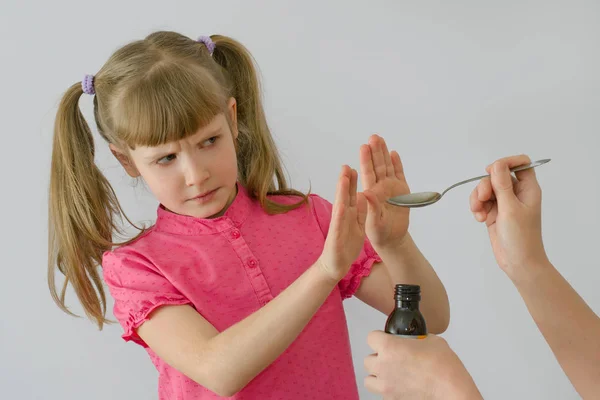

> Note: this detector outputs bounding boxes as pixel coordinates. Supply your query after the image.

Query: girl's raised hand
[319,165,368,281]
[360,135,411,249]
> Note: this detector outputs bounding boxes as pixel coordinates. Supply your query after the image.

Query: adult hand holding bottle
[364,331,482,399]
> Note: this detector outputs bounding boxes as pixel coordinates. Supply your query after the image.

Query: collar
[154,182,253,235]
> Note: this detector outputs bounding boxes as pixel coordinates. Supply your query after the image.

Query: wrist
[441,360,483,400]
[314,257,345,285]
[444,379,483,400]
[373,232,414,258]
[507,257,553,288]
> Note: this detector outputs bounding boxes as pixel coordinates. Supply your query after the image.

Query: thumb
[490,161,518,207]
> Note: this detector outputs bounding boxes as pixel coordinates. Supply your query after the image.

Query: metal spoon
[387,159,551,208]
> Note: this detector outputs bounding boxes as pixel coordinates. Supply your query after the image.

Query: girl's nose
[183,159,210,187]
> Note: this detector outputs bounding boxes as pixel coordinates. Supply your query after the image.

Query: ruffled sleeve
[102,249,192,347]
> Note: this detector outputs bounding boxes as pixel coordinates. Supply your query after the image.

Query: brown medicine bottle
[384,284,427,338]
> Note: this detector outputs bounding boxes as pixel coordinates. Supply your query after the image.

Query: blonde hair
[49,31,308,329]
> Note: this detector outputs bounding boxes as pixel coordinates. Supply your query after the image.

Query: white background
[1,0,599,398]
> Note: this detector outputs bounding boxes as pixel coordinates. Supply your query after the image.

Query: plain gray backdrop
[2,0,599,398]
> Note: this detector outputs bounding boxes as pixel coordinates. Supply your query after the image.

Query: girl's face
[114,99,239,219]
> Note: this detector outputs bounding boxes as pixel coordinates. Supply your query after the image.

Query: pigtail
[48,83,126,329]
[210,35,309,213]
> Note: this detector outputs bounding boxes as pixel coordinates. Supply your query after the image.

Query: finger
[349,168,358,207]
[369,135,387,182]
[341,165,352,208]
[356,192,368,227]
[470,187,485,213]
[485,202,499,227]
[477,177,494,202]
[360,144,377,189]
[483,200,494,214]
[485,154,531,173]
[470,180,494,209]
[390,151,406,181]
[475,201,494,222]
[367,330,388,352]
[364,375,383,395]
[333,166,350,214]
[489,160,518,207]
[485,154,537,185]
[471,179,498,221]
[328,169,348,239]
[363,353,379,374]
[379,136,394,178]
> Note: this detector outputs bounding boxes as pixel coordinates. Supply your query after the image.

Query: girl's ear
[228,97,238,139]
[109,144,140,177]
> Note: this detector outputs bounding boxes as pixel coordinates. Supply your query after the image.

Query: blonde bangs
[110,61,228,148]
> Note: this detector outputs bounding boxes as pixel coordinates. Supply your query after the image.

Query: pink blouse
[102,183,381,399]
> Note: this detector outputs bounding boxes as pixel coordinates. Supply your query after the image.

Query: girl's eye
[203,136,217,146]
[157,154,176,165]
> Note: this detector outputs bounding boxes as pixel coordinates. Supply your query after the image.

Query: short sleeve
[309,194,382,299]
[102,249,192,347]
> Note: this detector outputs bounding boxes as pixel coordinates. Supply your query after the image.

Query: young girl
[48,31,449,399]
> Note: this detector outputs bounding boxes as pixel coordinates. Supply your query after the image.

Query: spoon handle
[440,159,551,196]
[440,174,490,196]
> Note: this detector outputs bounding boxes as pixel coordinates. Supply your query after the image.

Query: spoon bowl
[387,159,551,208]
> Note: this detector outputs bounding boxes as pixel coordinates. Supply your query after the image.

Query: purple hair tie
[197,35,215,55]
[82,74,95,95]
